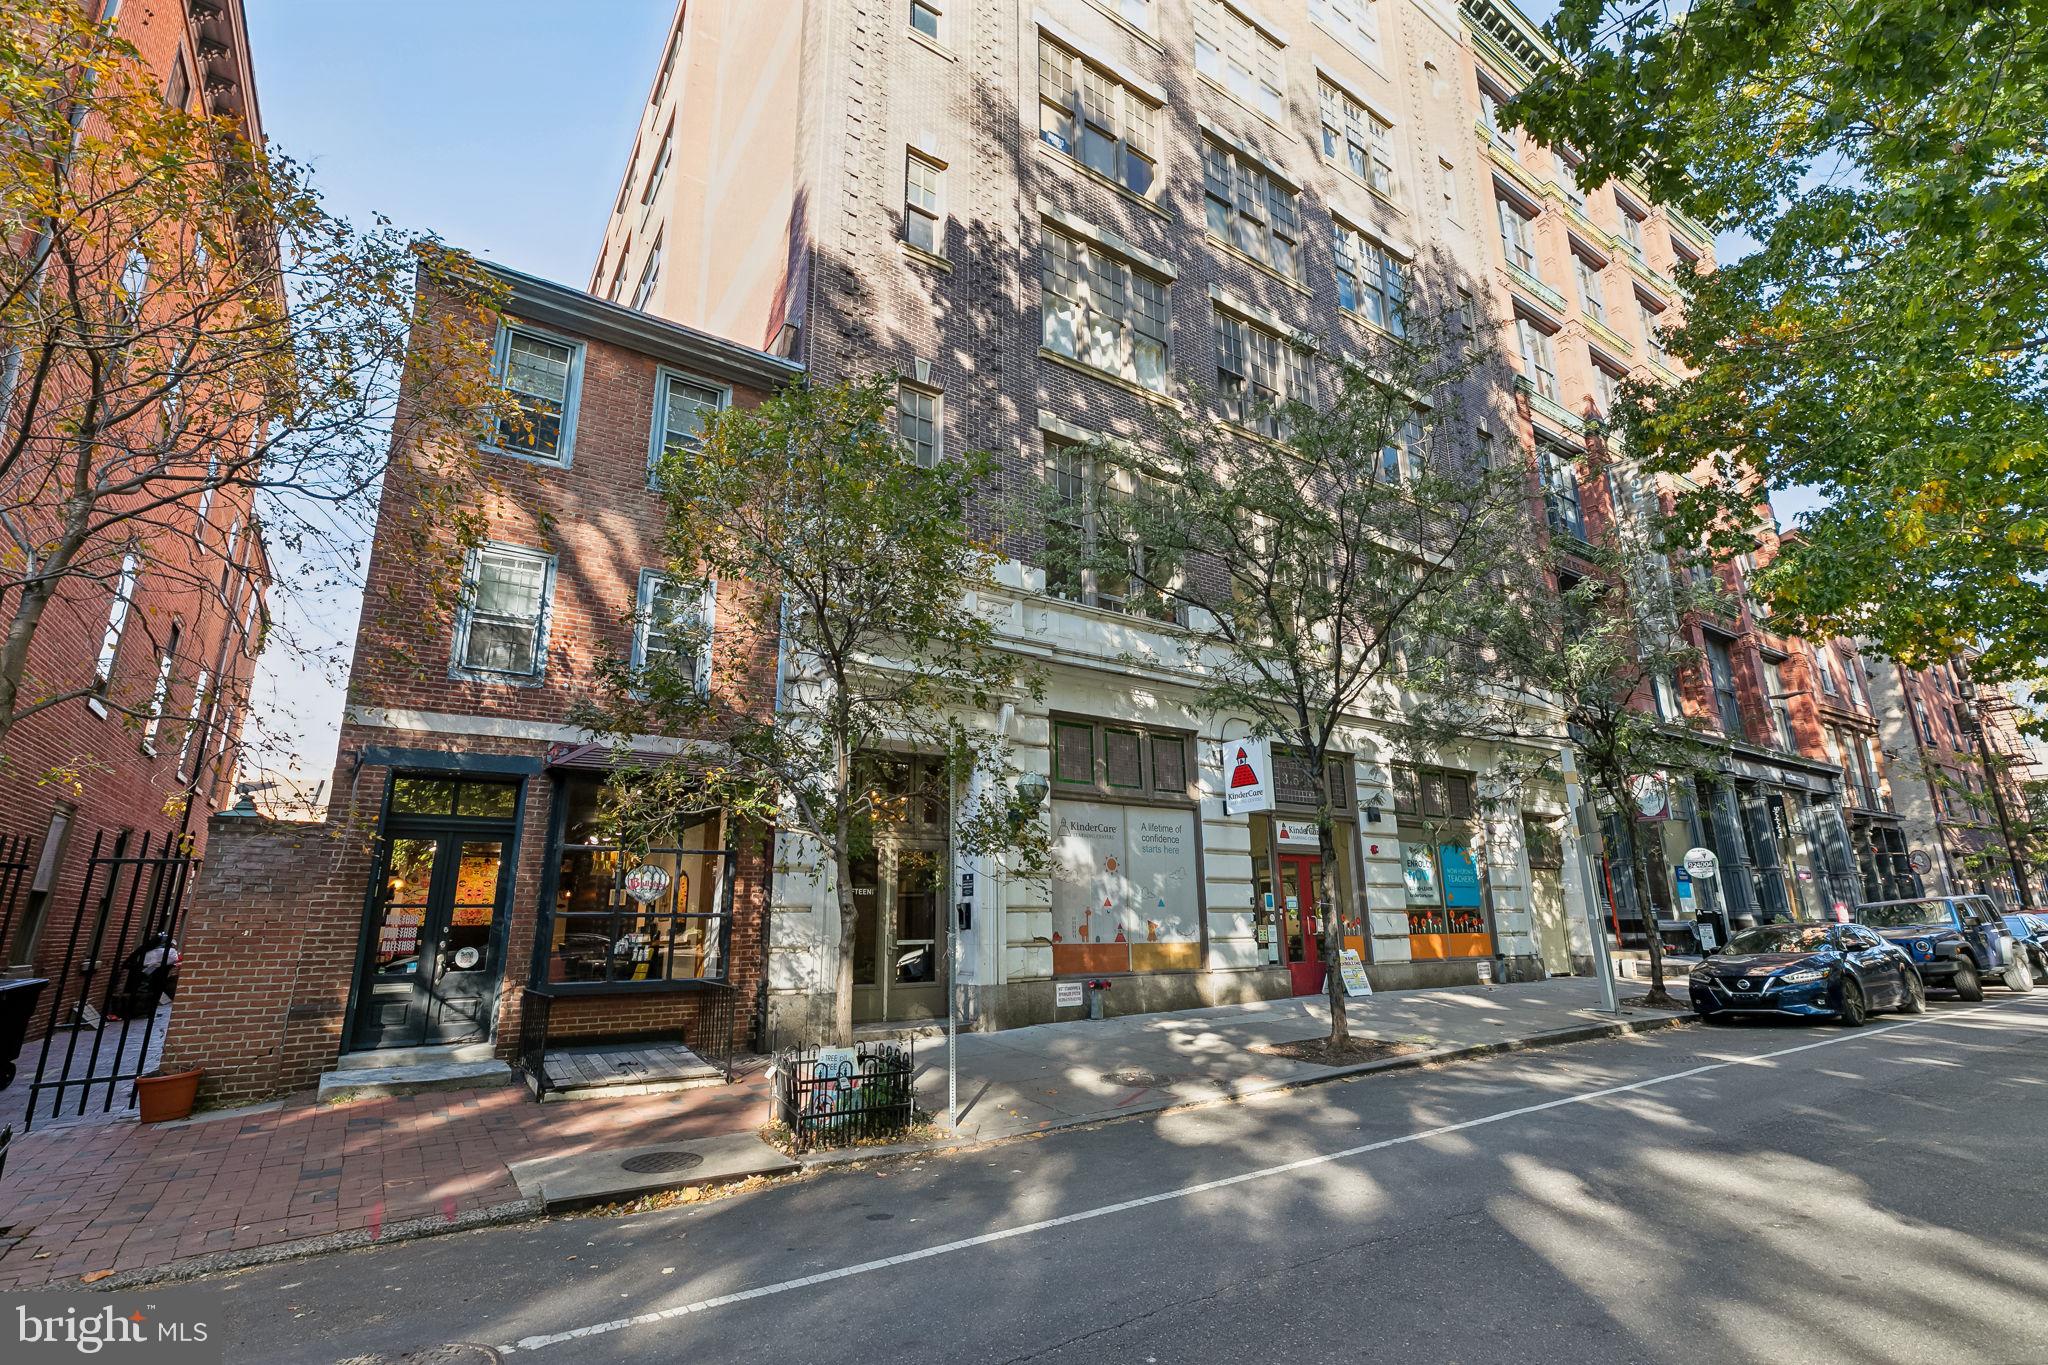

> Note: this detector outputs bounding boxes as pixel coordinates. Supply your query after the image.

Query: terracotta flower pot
[135,1068,202,1123]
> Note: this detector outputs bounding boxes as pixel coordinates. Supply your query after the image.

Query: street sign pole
[1560,750,1621,1014]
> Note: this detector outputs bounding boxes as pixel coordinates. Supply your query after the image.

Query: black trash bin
[0,977,50,1092]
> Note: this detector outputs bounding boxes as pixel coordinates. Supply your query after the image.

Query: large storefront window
[1392,765,1490,959]
[1049,718,1201,975]
[544,775,731,986]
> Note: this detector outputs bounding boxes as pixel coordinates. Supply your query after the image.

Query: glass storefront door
[851,842,948,1023]
[353,833,511,1050]
[1276,854,1326,995]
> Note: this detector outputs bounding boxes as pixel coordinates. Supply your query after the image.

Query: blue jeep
[1853,895,2035,1000]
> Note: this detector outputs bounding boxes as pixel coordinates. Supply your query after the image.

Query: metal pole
[1971,688,2035,911]
[946,913,959,1129]
[1560,750,1621,1013]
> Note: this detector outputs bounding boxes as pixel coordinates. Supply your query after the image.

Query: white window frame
[451,542,557,684]
[140,621,180,755]
[648,366,730,477]
[640,119,674,228]
[1617,196,1647,251]
[897,383,943,467]
[1309,0,1381,64]
[1317,79,1397,200]
[1039,224,1171,391]
[484,323,585,467]
[1036,35,1160,199]
[910,0,943,41]
[1477,78,1516,153]
[632,231,664,312]
[1194,0,1286,124]
[1572,248,1607,324]
[1333,218,1407,335]
[89,550,140,714]
[1212,307,1312,440]
[176,666,210,778]
[1636,292,1670,364]
[904,149,946,256]
[1539,439,1584,540]
[1516,316,1560,402]
[631,569,715,696]
[1202,136,1303,279]
[1043,439,1178,623]
[1497,195,1537,274]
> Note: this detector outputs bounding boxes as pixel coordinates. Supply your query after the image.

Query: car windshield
[1857,901,1952,929]
[1726,924,1834,954]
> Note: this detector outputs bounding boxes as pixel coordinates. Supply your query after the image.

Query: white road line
[501,998,2046,1354]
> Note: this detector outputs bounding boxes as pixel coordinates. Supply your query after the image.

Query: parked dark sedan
[1689,922,1925,1026]
[2004,914,2048,980]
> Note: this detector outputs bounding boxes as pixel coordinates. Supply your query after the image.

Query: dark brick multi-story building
[159,264,801,1102]
[0,1,267,1027]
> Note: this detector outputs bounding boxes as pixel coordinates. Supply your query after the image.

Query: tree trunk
[1625,816,1674,1007]
[1319,816,1350,1044]
[829,734,857,1045]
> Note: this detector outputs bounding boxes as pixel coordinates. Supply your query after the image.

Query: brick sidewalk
[0,1066,771,1290]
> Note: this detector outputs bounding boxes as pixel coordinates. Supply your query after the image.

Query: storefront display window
[543,774,732,987]
[1050,717,1200,975]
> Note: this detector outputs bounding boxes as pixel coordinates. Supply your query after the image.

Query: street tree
[575,376,1044,1046]
[1063,302,1538,1046]
[0,0,505,795]
[1490,458,1734,1006]
[1506,0,2048,680]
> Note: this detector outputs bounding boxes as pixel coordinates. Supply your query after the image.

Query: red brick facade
[159,265,799,1098]
[0,2,266,1033]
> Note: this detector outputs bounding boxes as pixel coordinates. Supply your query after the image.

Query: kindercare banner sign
[1223,738,1273,814]
[10,1290,221,1363]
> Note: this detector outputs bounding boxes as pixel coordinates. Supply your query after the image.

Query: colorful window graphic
[1051,801,1201,975]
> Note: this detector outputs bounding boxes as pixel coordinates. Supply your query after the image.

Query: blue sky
[239,1,672,802]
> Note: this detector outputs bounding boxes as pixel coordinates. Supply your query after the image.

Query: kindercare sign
[1224,738,1275,814]
[1274,818,1320,847]
[623,864,672,904]
[1682,847,1720,881]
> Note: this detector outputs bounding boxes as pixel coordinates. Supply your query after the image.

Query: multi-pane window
[140,623,179,754]
[910,0,941,40]
[1652,670,1682,721]
[1333,221,1407,334]
[640,120,673,223]
[654,371,723,464]
[1840,647,1867,709]
[457,545,554,679]
[897,384,940,466]
[1212,310,1310,439]
[1106,0,1154,31]
[1515,317,1560,401]
[1497,197,1536,273]
[1762,655,1795,749]
[1813,644,1840,697]
[1572,250,1607,323]
[1044,441,1175,620]
[493,328,578,461]
[1617,198,1646,251]
[1201,138,1301,278]
[1194,0,1285,123]
[1040,226,1170,391]
[633,570,709,689]
[1317,81,1396,198]
[1380,409,1425,482]
[166,52,190,110]
[1309,0,1380,61]
[904,150,944,255]
[1590,361,1620,417]
[175,667,210,777]
[1637,294,1670,364]
[632,232,663,311]
[1477,80,1515,152]
[605,247,628,303]
[1539,441,1584,539]
[1703,631,1743,738]
[1038,37,1159,196]
[1557,148,1587,212]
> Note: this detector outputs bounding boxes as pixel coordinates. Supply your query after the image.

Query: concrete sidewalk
[910,976,1689,1143]
[0,975,1685,1292]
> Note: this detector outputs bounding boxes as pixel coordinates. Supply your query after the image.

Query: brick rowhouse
[0,0,268,1037]
[160,264,800,1104]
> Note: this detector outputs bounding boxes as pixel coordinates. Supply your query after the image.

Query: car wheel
[1953,957,1985,1002]
[2004,951,2036,993]
[1899,967,1927,1014]
[1836,977,1867,1027]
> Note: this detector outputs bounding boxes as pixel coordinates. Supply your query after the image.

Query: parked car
[1689,921,1924,1026]
[1853,895,2035,999]
[2003,913,2048,980]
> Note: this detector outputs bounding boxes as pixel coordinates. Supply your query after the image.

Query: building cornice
[479,261,805,392]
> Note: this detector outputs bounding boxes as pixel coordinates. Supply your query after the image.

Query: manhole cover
[620,1150,705,1175]
[1102,1069,1177,1089]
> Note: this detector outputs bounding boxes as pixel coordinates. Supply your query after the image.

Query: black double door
[352,829,513,1051]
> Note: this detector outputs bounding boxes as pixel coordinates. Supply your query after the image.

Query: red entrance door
[1277,855,1325,996]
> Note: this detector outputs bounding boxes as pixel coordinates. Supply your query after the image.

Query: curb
[79,1008,1693,1289]
[790,1009,1697,1170]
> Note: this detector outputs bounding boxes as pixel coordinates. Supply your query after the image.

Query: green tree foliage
[1508,0,2048,680]
[1060,302,1537,1042]
[575,376,1043,1045]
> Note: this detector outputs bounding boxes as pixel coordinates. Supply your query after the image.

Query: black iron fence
[773,1040,917,1151]
[23,830,197,1129]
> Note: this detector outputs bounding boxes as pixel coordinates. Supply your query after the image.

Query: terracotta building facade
[159,265,801,1103]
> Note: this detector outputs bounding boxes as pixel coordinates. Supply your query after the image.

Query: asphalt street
[201,992,2048,1365]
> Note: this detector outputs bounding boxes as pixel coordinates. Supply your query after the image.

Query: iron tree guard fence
[773,1040,918,1151]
